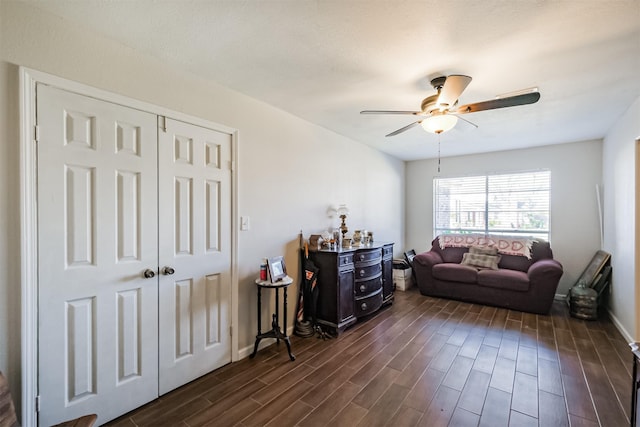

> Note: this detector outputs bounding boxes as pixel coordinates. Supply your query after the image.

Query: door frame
[19,67,240,425]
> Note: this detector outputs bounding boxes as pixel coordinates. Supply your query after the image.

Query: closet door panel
[158,118,232,395]
[37,84,159,426]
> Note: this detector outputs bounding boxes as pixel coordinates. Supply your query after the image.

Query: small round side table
[250,276,295,361]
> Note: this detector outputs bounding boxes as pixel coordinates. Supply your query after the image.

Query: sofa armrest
[528,259,563,282]
[524,259,563,313]
[414,250,443,268]
[413,250,443,295]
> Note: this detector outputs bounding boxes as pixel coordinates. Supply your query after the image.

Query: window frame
[433,169,551,241]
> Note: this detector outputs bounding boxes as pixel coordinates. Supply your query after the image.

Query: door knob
[143,269,155,279]
[162,266,175,275]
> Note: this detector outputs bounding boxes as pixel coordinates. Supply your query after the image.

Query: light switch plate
[240,216,250,231]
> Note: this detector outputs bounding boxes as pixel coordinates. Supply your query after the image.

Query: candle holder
[337,204,349,239]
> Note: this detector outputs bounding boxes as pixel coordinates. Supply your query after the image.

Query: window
[434,170,550,240]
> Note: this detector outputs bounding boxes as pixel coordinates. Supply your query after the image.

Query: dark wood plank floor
[106,288,632,427]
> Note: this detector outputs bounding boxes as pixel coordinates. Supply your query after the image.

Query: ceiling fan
[361,75,540,136]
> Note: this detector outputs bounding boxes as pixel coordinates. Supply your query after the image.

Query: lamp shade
[421,113,458,134]
[337,204,349,216]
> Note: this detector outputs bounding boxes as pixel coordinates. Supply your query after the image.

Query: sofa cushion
[433,245,468,263]
[497,254,532,272]
[477,269,529,292]
[433,263,478,283]
[461,252,501,270]
[531,239,553,262]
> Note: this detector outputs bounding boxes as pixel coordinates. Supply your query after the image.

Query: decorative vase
[353,230,362,247]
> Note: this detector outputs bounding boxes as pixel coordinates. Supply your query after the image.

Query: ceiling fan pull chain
[437,134,441,173]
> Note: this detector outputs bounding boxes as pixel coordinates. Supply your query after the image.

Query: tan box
[393,268,413,291]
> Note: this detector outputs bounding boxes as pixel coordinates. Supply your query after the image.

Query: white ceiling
[22,0,640,161]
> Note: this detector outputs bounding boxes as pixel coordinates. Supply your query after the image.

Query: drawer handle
[380,278,383,285]
[360,284,366,292]
[361,302,368,311]
[360,255,365,261]
[359,270,365,277]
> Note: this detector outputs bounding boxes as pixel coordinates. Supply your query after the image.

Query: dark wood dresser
[308,242,394,334]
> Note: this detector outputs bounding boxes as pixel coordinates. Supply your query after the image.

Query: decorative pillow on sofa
[461,250,501,270]
[468,245,499,256]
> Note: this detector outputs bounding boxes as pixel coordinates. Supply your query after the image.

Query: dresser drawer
[355,290,383,317]
[338,253,354,269]
[355,262,382,281]
[355,274,383,297]
[382,245,393,258]
[354,248,382,264]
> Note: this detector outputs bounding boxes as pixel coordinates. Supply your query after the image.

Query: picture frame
[404,249,417,267]
[575,250,611,288]
[268,256,287,283]
[592,265,612,296]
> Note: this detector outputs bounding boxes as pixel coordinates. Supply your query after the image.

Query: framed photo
[404,249,416,267]
[268,256,287,283]
[575,250,610,287]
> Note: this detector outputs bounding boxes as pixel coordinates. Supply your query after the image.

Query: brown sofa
[413,237,563,314]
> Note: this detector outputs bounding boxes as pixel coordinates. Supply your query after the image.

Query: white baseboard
[557,293,633,342]
[558,291,633,343]
[607,308,634,343]
[238,325,296,360]
[238,338,275,359]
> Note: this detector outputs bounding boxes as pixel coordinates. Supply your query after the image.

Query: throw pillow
[461,252,501,270]
[469,245,499,256]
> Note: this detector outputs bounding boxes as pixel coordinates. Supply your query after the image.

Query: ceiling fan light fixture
[421,113,458,134]
[360,74,540,137]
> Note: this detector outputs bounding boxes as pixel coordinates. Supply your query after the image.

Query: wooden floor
[106,288,632,427]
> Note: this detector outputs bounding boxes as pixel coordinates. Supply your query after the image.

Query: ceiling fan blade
[361,110,423,115]
[437,75,472,108]
[452,114,478,129]
[386,121,421,137]
[455,91,541,114]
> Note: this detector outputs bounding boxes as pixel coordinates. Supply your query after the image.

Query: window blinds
[434,170,550,240]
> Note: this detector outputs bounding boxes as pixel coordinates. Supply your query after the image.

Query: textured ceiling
[21,0,640,161]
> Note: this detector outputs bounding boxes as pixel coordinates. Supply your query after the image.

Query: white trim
[20,67,39,427]
[231,129,240,361]
[557,293,633,343]
[24,69,238,135]
[559,292,633,343]
[636,138,640,343]
[19,67,240,424]
[608,308,634,343]
[237,325,296,360]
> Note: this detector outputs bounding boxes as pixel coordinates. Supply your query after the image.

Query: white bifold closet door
[36,84,232,426]
[157,117,232,395]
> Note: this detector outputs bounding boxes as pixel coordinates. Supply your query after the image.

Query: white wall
[0,1,404,415]
[406,140,603,296]
[603,95,640,341]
